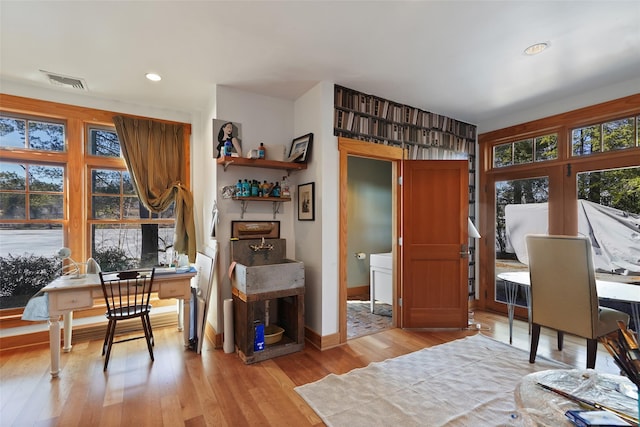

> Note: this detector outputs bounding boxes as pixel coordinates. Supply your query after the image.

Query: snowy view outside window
[0,117,176,309]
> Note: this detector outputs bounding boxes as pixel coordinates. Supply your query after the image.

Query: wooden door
[401,160,468,328]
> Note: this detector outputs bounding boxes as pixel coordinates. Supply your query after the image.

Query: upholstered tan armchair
[525,234,629,369]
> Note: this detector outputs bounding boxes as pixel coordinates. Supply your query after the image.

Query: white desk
[497,271,640,344]
[42,271,196,377]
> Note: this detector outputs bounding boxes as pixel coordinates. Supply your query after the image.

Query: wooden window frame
[0,94,191,333]
[477,94,640,315]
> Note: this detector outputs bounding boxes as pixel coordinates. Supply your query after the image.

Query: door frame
[338,137,404,344]
[481,165,564,316]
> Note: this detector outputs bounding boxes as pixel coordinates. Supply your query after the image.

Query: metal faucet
[250,237,274,252]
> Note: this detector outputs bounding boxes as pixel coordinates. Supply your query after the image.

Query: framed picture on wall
[287,133,313,163]
[213,119,242,159]
[298,182,315,221]
[231,221,280,239]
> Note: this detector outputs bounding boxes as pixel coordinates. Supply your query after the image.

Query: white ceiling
[1,1,639,131]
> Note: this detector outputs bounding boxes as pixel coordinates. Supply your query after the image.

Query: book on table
[564,410,631,426]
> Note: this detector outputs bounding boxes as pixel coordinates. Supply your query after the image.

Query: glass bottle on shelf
[271,182,280,198]
[262,180,271,197]
[242,179,250,197]
[223,140,232,157]
[235,179,243,196]
[281,176,290,197]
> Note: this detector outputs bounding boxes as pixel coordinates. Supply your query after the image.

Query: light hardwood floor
[0,311,624,427]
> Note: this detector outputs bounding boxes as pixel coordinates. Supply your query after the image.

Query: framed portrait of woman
[213,119,242,158]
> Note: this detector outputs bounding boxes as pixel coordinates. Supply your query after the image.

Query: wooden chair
[525,235,629,369]
[99,268,156,370]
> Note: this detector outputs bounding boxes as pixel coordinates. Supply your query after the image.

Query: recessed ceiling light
[524,42,549,56]
[145,73,162,82]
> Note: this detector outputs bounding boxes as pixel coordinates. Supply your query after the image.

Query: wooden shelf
[334,85,476,141]
[232,196,290,219]
[217,156,307,173]
[218,157,299,218]
[232,196,291,202]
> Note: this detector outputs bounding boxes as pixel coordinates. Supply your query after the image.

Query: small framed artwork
[287,133,313,163]
[231,221,280,239]
[213,119,242,159]
[298,182,315,221]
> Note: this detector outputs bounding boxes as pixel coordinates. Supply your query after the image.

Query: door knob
[460,244,468,258]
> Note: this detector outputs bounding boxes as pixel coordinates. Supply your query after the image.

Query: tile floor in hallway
[347,298,392,339]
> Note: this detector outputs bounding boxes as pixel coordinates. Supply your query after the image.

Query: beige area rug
[295,334,570,427]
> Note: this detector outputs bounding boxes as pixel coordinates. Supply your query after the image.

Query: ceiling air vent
[40,70,88,91]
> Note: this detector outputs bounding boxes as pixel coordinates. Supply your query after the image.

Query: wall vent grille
[40,70,88,91]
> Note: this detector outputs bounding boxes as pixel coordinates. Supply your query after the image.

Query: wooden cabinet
[157,279,192,299]
[232,286,304,364]
[48,289,93,315]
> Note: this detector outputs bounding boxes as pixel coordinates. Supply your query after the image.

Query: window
[0,115,65,151]
[494,176,549,307]
[89,166,176,270]
[87,126,172,268]
[0,162,64,220]
[480,94,640,319]
[577,167,640,211]
[88,125,121,157]
[91,169,138,219]
[492,134,558,168]
[0,115,67,309]
[572,115,639,156]
[0,98,188,312]
[86,128,176,271]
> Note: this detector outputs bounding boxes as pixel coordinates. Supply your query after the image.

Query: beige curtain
[113,116,196,262]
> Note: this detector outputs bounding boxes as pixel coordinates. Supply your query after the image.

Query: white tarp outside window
[505,200,640,275]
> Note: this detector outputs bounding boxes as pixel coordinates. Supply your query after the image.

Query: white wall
[205,86,297,334]
[292,81,337,335]
[201,82,341,338]
[0,79,192,124]
[193,89,219,332]
[347,157,393,288]
[478,76,640,133]
[316,82,340,337]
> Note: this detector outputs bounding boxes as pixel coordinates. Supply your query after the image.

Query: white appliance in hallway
[369,252,393,314]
